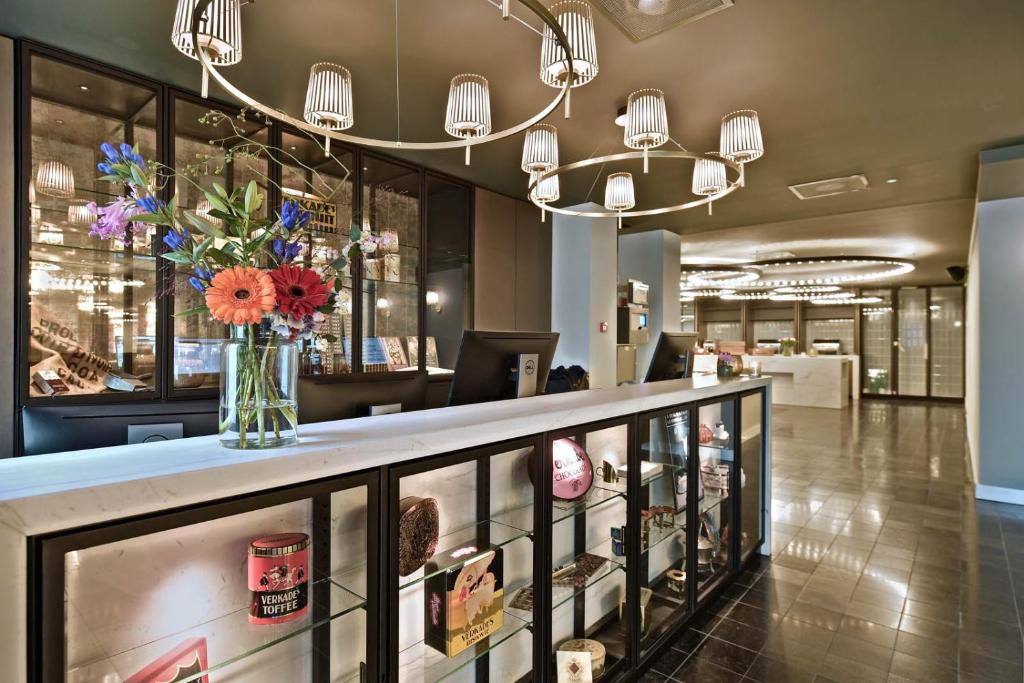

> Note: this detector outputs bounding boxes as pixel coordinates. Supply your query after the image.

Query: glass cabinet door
[550,423,631,681]
[280,131,355,375]
[696,399,736,599]
[170,97,271,391]
[425,176,471,374]
[861,289,895,395]
[638,408,692,659]
[27,54,160,398]
[739,392,764,561]
[929,286,965,398]
[392,443,536,682]
[361,155,421,373]
[896,288,928,397]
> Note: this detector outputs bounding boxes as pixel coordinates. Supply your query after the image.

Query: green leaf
[212,183,230,200]
[203,247,235,267]
[333,278,345,292]
[129,165,147,188]
[329,256,348,272]
[193,235,215,261]
[131,212,170,225]
[349,223,362,241]
[244,180,258,215]
[202,189,230,214]
[182,210,227,239]
[160,251,194,265]
[316,303,335,314]
[174,304,209,318]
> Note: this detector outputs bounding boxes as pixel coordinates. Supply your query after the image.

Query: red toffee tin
[248,532,310,625]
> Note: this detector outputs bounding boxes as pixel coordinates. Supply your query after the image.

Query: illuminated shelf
[66,567,366,683]
[552,487,626,524]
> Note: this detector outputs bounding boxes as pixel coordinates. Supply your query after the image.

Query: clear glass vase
[219,321,299,449]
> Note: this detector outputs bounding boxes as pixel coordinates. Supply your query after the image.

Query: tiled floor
[643,400,1024,683]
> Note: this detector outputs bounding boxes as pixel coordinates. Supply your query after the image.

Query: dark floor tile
[670,626,709,655]
[887,651,957,683]
[786,601,844,631]
[828,633,895,673]
[671,656,746,682]
[742,653,816,683]
[712,617,771,652]
[958,649,1024,683]
[727,602,784,631]
[650,644,690,676]
[817,651,890,682]
[893,630,957,669]
[692,636,760,675]
[836,615,898,650]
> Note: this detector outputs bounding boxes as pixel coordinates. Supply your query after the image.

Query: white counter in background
[743,354,858,409]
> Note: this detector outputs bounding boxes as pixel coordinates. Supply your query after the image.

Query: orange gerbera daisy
[204,266,276,325]
[270,264,333,319]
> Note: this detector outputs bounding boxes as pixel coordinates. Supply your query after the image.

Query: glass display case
[548,420,633,682]
[425,175,471,374]
[739,391,764,561]
[41,471,379,683]
[25,51,160,399]
[361,155,421,374]
[695,398,736,597]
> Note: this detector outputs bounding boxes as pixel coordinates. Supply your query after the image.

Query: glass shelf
[395,607,532,683]
[699,441,733,454]
[66,570,366,683]
[594,461,683,496]
[698,490,730,515]
[644,521,687,557]
[552,487,626,525]
[551,549,626,611]
[399,519,533,592]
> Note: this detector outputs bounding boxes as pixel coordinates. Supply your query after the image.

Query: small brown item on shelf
[557,638,607,679]
[398,496,440,576]
[552,552,609,588]
[666,568,687,594]
[509,584,534,611]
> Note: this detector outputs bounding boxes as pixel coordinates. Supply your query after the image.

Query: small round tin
[248,532,310,625]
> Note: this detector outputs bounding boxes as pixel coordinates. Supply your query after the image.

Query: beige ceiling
[4,0,1023,285]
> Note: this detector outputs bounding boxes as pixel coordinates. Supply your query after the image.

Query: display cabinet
[26,383,768,682]
[35,470,380,683]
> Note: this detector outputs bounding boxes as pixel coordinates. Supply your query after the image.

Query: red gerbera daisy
[269,264,332,319]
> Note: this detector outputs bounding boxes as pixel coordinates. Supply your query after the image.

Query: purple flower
[162,227,190,251]
[280,199,311,231]
[88,199,144,242]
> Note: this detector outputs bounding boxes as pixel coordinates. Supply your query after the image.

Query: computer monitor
[298,371,428,423]
[20,399,218,456]
[447,331,560,406]
[644,332,699,382]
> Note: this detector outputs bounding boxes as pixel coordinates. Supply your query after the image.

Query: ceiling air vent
[788,174,870,200]
[592,0,733,42]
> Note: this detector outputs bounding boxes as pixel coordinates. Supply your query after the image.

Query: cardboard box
[424,545,504,657]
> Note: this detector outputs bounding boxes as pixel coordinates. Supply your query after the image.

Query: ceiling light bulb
[79,85,89,91]
[614,105,628,127]
[444,74,492,166]
[171,0,243,98]
[886,177,899,184]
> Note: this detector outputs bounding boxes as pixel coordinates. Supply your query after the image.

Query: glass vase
[219,321,299,449]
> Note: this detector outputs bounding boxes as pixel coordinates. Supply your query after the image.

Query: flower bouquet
[716,352,740,378]
[779,337,798,356]
[89,139,366,449]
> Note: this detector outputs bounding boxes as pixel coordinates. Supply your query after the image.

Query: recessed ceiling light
[79,85,89,91]
[614,105,627,127]
[289,146,296,150]
[55,119,64,125]
[885,177,899,184]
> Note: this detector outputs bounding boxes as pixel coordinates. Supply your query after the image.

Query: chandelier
[182,0,584,164]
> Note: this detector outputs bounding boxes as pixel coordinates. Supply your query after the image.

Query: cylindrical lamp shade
[720,109,764,163]
[692,153,727,196]
[624,88,669,150]
[540,0,599,89]
[196,198,223,227]
[529,171,560,204]
[604,172,635,212]
[67,203,97,226]
[304,63,354,131]
[171,0,243,97]
[445,74,492,165]
[36,161,75,199]
[521,124,559,173]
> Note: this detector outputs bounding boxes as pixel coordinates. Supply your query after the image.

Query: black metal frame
[25,385,769,683]
[28,467,381,683]
[13,39,475,417]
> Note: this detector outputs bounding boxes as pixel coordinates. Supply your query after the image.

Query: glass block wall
[930,286,964,398]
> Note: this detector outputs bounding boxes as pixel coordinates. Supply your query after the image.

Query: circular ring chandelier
[186,0,576,160]
[528,150,745,219]
[680,288,734,300]
[743,256,915,287]
[683,266,760,287]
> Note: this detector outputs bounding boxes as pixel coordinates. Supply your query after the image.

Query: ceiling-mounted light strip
[718,292,775,301]
[744,256,915,287]
[684,266,760,287]
[774,285,841,294]
[811,296,883,305]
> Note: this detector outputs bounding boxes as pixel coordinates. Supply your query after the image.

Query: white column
[618,230,682,376]
[551,205,618,388]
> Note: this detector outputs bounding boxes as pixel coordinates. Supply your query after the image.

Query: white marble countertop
[0,375,769,537]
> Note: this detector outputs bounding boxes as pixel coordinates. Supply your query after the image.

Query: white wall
[618,230,682,376]
[551,207,617,388]
[965,217,980,484]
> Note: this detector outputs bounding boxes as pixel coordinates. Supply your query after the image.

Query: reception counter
[1,375,770,683]
[743,354,858,409]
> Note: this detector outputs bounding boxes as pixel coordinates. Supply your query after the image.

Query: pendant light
[444,74,492,166]
[521,124,559,173]
[195,198,224,227]
[303,62,354,157]
[692,152,727,214]
[171,0,243,99]
[604,172,635,229]
[67,203,97,227]
[36,160,75,199]
[624,88,669,173]
[540,0,599,118]
[720,109,764,164]
[529,171,560,222]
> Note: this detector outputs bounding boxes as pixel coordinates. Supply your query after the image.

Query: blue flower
[131,153,146,170]
[100,143,120,163]
[162,228,190,251]
[97,162,115,175]
[273,239,303,263]
[188,276,206,292]
[135,195,163,214]
[194,266,213,281]
[280,199,311,231]
[119,143,134,158]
